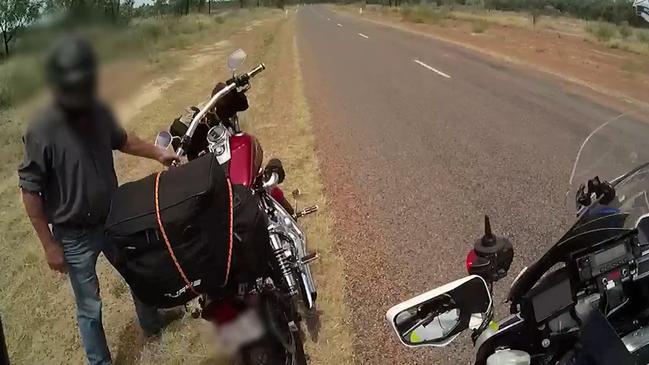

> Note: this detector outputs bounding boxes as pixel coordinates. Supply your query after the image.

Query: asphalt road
[295,6,647,364]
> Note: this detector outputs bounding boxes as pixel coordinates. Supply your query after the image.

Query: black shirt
[17,101,127,227]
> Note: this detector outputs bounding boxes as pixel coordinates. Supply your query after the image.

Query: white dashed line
[358,33,369,39]
[327,17,331,21]
[337,23,343,27]
[413,59,451,79]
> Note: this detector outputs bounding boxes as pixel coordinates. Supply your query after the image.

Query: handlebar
[175,63,266,157]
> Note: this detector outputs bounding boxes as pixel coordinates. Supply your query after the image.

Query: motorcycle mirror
[155,131,173,149]
[386,275,492,348]
[227,49,247,72]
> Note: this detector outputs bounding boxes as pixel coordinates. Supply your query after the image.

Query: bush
[619,21,632,39]
[472,19,489,33]
[637,29,649,44]
[0,56,43,109]
[400,5,448,24]
[586,21,617,42]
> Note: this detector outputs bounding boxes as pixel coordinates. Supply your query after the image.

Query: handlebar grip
[247,63,266,79]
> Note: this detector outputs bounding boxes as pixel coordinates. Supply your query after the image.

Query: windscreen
[567,105,649,227]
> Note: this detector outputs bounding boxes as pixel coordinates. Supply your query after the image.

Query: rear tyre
[240,332,306,365]
[240,292,306,365]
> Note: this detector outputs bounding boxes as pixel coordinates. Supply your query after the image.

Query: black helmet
[46,35,98,112]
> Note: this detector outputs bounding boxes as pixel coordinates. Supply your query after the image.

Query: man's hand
[119,133,180,166]
[22,190,68,274]
[157,148,180,167]
[44,241,67,273]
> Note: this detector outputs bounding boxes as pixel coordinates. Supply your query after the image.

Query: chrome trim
[623,326,649,353]
[264,196,318,309]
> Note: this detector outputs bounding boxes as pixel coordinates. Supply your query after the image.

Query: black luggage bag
[105,153,271,308]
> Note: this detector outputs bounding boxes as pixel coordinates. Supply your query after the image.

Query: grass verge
[585,20,649,54]
[241,15,354,365]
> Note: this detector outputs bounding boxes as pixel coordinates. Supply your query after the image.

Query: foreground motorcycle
[154,49,319,365]
[386,106,649,364]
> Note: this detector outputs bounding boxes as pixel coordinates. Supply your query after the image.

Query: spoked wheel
[240,292,306,365]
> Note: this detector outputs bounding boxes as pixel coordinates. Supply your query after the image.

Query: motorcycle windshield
[509,105,649,304]
[567,105,649,229]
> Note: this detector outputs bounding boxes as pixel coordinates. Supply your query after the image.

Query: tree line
[367,0,646,27]
[0,0,285,60]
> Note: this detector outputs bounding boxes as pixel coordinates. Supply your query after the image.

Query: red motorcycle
[155,49,318,365]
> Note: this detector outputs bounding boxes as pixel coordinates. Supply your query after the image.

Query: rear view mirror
[386,275,491,348]
[155,131,173,149]
[227,49,247,72]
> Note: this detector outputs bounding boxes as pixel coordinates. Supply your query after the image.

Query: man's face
[52,74,97,115]
[46,36,99,115]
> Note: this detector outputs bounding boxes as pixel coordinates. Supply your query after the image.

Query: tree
[122,0,134,18]
[154,0,167,16]
[0,0,41,57]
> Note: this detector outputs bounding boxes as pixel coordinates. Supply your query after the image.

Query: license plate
[216,309,266,354]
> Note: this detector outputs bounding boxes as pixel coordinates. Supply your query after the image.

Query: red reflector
[466,249,477,273]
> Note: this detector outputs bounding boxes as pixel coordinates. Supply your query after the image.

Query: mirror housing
[386,275,491,348]
[227,49,247,72]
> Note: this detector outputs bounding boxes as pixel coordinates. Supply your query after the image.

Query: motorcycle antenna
[482,215,496,247]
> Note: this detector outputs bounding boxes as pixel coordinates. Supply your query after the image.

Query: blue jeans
[52,225,163,365]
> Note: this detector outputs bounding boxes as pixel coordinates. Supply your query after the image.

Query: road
[295,5,644,364]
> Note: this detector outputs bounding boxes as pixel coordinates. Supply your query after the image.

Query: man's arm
[21,191,66,273]
[119,133,179,166]
[18,124,66,273]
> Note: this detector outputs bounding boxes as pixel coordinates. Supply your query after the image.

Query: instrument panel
[576,242,634,282]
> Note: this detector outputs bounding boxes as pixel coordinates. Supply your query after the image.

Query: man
[18,36,180,365]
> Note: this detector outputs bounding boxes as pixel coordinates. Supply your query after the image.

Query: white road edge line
[413,59,451,79]
[337,23,343,27]
[358,33,369,39]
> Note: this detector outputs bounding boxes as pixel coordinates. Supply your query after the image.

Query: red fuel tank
[228,133,263,186]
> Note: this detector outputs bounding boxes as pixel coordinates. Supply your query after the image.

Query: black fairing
[507,212,633,309]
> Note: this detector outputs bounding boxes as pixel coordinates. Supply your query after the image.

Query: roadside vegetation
[0,0,289,111]
[345,0,649,54]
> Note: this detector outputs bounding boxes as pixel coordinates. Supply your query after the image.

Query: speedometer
[207,124,227,143]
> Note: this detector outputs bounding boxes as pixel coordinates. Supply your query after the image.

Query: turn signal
[466,249,478,274]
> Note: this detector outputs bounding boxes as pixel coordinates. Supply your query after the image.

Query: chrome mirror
[227,49,247,72]
[154,131,173,149]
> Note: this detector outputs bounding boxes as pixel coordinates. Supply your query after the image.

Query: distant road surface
[296,5,636,364]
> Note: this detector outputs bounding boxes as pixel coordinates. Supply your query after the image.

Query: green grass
[400,5,449,24]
